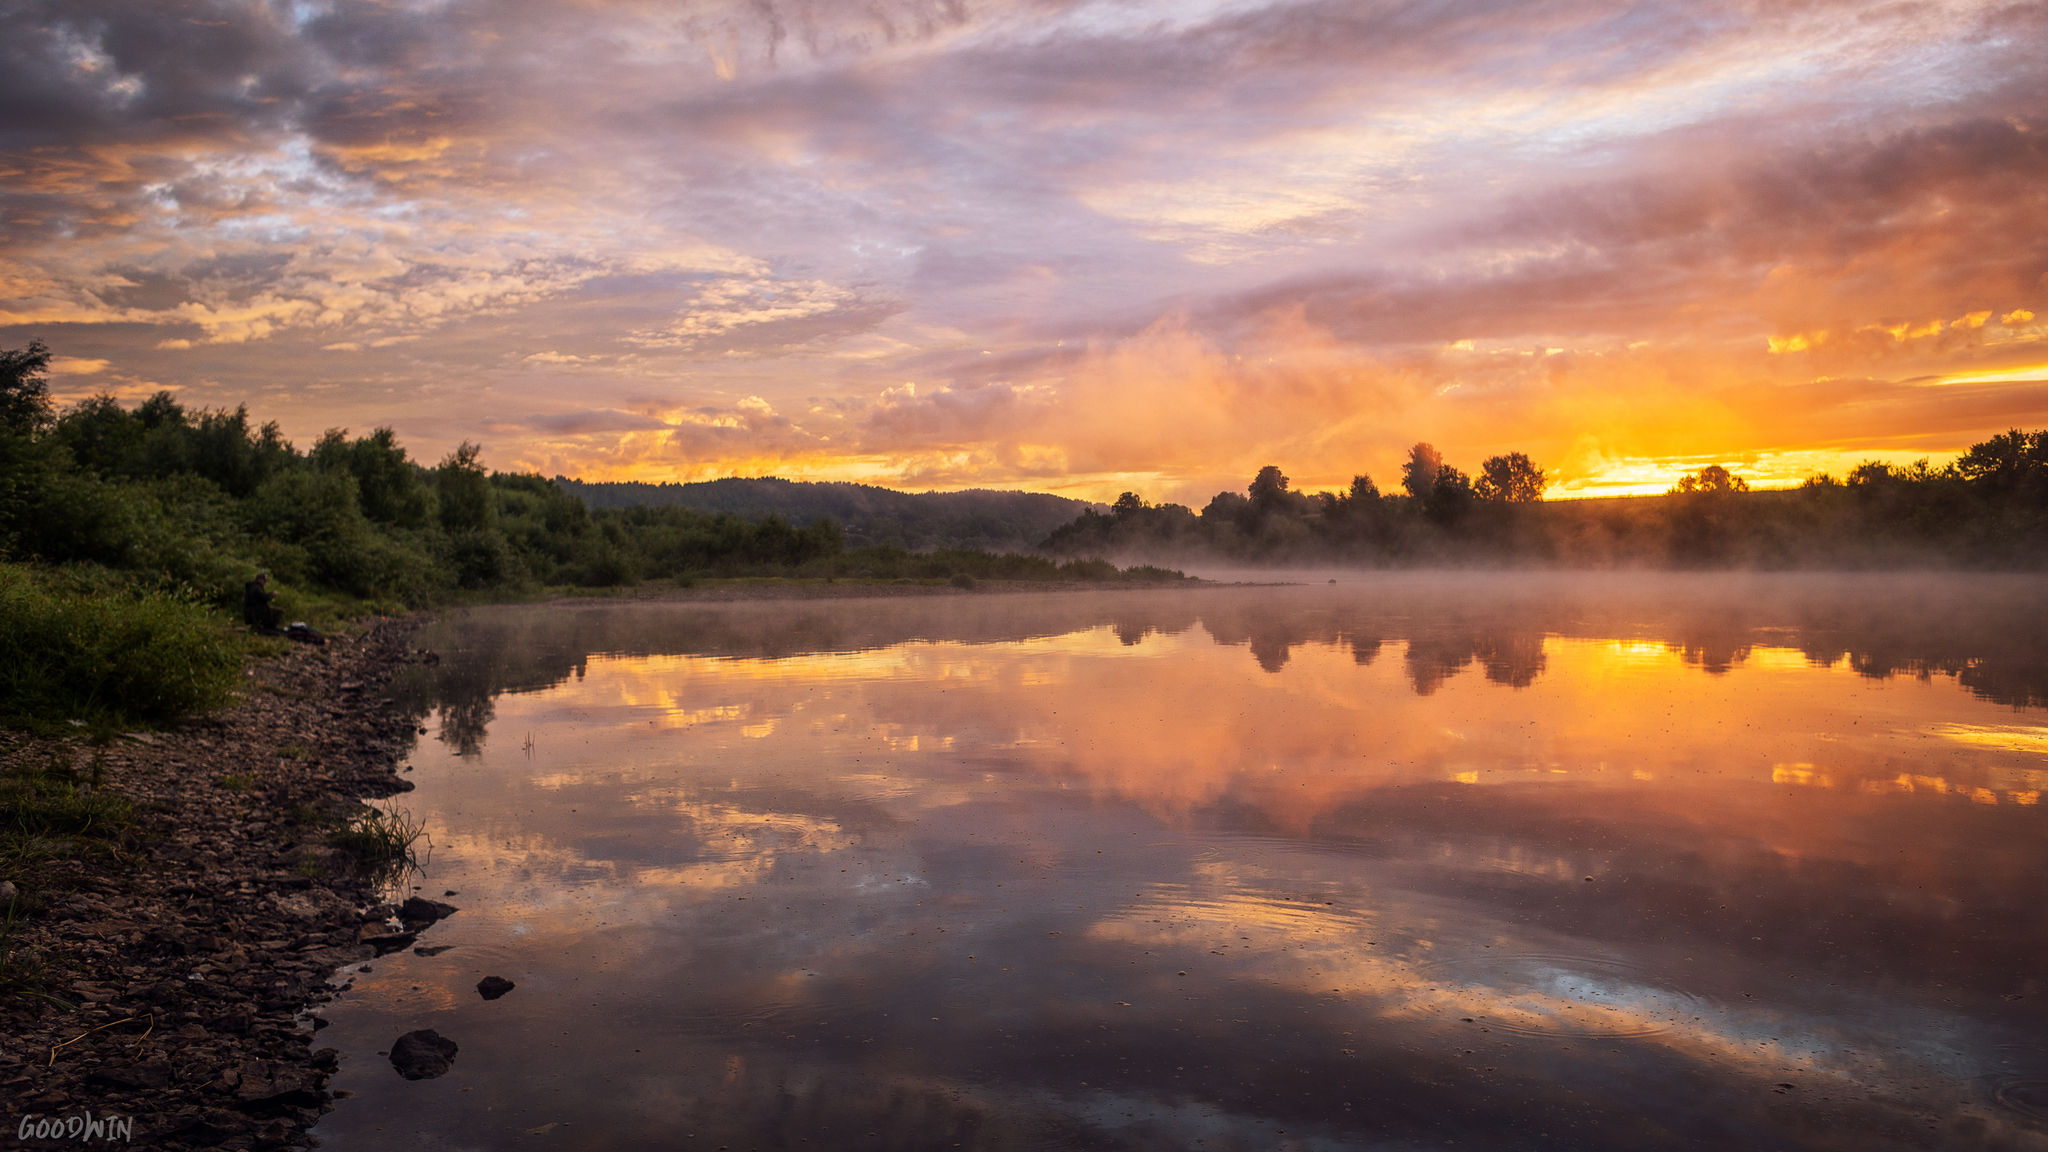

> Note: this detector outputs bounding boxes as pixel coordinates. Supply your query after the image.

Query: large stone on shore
[399,897,458,926]
[389,1029,459,1080]
[475,975,515,1001]
[362,931,417,955]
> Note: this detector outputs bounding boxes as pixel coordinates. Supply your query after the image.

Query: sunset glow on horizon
[4,0,2045,505]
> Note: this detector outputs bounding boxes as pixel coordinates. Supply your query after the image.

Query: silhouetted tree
[1200,490,1252,530]
[1318,473,1382,528]
[1424,465,1475,524]
[1400,443,1443,500]
[1476,453,1545,502]
[1665,465,1751,564]
[1671,464,1749,494]
[1248,465,1291,514]
[1955,429,2048,502]
[1112,491,1147,519]
[135,391,184,429]
[0,341,54,435]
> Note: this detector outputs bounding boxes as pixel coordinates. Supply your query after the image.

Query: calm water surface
[309,575,2048,1151]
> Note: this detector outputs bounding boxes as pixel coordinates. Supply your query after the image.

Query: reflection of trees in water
[436,695,496,757]
[1111,603,1201,647]
[1403,633,1548,694]
[1199,608,1380,675]
[1803,645,2048,711]
[1475,633,1547,688]
[1404,638,1474,696]
[384,583,2048,736]
[1249,633,1293,672]
[1957,662,2048,709]
[1666,637,1753,675]
[386,610,587,757]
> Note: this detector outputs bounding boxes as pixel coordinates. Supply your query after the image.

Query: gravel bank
[2,616,428,1150]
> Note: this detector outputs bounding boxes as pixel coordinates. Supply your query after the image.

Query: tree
[1201,490,1251,521]
[1347,474,1379,503]
[1111,491,1147,519]
[0,341,53,436]
[1475,453,1545,502]
[55,394,145,476]
[437,442,497,532]
[1671,464,1749,495]
[1247,465,1290,512]
[1400,443,1442,500]
[1424,465,1475,524]
[1955,429,2048,498]
[135,391,185,429]
[314,427,433,528]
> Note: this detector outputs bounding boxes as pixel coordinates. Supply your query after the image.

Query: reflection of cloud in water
[1079,863,2005,1131]
[1928,722,2048,757]
[325,581,2048,1151]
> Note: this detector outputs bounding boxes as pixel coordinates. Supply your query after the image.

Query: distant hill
[551,476,1103,552]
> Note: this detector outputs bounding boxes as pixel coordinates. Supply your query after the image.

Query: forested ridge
[554,476,1097,552]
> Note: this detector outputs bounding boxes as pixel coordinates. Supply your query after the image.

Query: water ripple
[1404,951,1708,1039]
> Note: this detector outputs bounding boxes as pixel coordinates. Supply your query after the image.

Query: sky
[2,0,2045,503]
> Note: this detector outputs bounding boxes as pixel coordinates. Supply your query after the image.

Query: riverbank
[1,616,426,1150]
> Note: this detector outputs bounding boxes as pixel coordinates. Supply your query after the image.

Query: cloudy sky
[3,0,2044,502]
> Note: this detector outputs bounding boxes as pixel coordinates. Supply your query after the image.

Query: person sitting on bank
[244,572,282,630]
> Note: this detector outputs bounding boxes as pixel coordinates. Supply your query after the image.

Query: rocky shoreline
[2,616,431,1150]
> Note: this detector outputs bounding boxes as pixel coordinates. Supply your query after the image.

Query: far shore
[522,574,1242,605]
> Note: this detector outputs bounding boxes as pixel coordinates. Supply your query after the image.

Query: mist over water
[310,575,2047,1151]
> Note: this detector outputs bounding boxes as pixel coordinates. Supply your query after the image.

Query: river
[307,574,2048,1151]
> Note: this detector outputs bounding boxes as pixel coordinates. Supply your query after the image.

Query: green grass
[217,773,253,791]
[0,753,136,1009]
[330,806,426,868]
[0,563,244,731]
[1,754,135,845]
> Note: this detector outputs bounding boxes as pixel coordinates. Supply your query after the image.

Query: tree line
[554,476,1094,552]
[0,342,1183,727]
[1042,437,2048,567]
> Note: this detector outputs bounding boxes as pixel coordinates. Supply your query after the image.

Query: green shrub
[446,528,517,589]
[0,563,241,728]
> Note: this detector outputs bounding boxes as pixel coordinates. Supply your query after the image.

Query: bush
[446,528,517,589]
[0,564,242,728]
